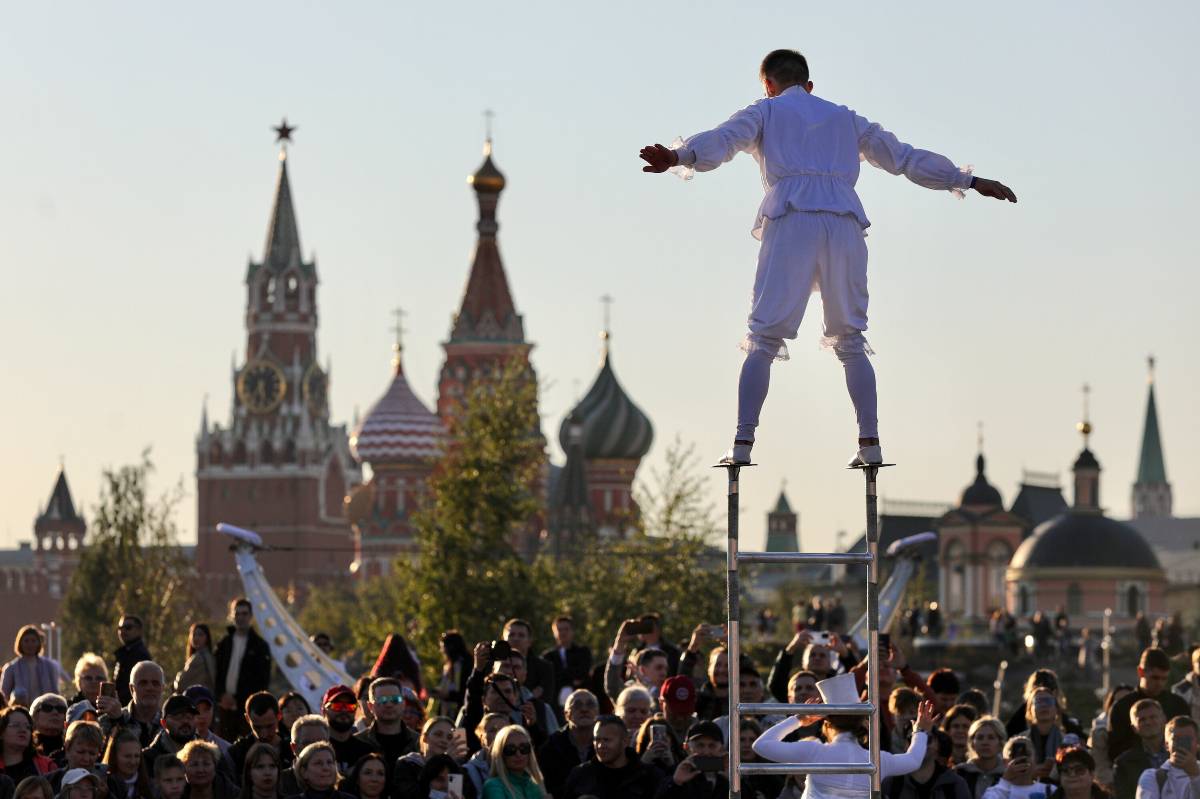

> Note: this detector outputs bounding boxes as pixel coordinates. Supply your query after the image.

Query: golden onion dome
[468,140,506,193]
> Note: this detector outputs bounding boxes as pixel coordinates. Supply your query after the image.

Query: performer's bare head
[760,49,813,97]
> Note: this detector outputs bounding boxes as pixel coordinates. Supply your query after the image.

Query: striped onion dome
[560,346,653,460]
[351,350,444,464]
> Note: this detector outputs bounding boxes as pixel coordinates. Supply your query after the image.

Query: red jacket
[0,753,57,777]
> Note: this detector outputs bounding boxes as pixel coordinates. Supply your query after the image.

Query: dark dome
[1074,447,1100,470]
[961,454,1002,507]
[560,350,653,460]
[1010,512,1161,571]
[469,149,506,193]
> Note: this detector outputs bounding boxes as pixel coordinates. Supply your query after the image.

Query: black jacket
[230,736,291,778]
[540,645,593,701]
[562,753,663,799]
[883,764,972,799]
[392,752,476,799]
[113,638,152,706]
[214,627,272,706]
[654,772,729,799]
[523,652,557,707]
[1106,689,1191,765]
[1113,746,1162,799]
[353,722,418,784]
[537,728,593,799]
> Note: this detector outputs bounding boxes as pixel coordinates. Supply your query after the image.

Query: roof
[773,491,794,515]
[1010,483,1068,528]
[1136,383,1168,485]
[1073,448,1100,470]
[961,454,1003,508]
[560,349,653,461]
[1126,516,1200,553]
[1010,511,1162,571]
[468,143,506,193]
[247,154,315,282]
[37,470,82,526]
[350,351,444,464]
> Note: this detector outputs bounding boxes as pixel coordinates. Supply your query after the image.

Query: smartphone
[1173,733,1195,755]
[490,639,512,662]
[446,774,463,796]
[702,624,726,638]
[651,725,667,746]
[100,682,117,699]
[811,631,831,646]
[625,619,656,635]
[692,755,725,773]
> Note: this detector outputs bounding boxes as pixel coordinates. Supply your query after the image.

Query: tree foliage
[61,452,201,676]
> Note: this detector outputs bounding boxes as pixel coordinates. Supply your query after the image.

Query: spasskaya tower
[195,121,359,600]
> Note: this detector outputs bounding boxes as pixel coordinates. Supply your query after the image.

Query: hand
[785,630,813,655]
[639,143,679,174]
[794,695,825,727]
[829,633,848,657]
[687,624,708,654]
[642,740,670,764]
[473,642,491,672]
[972,177,1017,203]
[520,701,537,726]
[96,694,122,720]
[914,699,937,734]
[1003,757,1032,783]
[1170,749,1200,778]
[614,620,636,652]
[674,757,700,785]
[450,728,470,763]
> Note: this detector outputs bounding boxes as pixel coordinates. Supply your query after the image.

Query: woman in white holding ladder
[753,672,937,798]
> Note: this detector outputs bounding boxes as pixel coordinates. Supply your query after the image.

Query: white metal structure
[720,463,893,799]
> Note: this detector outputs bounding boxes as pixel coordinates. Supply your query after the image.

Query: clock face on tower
[237,359,287,414]
[302,363,328,416]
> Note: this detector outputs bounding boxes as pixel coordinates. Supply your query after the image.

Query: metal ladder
[720,462,887,799]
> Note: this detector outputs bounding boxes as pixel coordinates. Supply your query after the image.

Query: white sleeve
[752,717,827,763]
[881,730,928,778]
[853,113,973,193]
[674,103,765,173]
[982,779,1015,799]
[1135,768,1159,799]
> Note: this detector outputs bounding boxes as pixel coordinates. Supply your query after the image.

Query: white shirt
[1137,763,1200,799]
[225,632,247,696]
[981,780,1050,799]
[673,85,972,238]
[752,722,926,799]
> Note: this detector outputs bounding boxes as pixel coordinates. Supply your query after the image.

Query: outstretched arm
[640,102,765,174]
[855,114,1016,202]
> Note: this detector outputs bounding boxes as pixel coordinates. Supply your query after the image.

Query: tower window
[266,276,277,306]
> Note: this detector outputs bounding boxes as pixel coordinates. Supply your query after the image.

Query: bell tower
[195,121,360,601]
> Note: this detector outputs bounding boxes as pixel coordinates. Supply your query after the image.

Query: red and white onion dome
[350,349,444,464]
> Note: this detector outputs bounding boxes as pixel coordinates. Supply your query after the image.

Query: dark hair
[186,623,212,658]
[1055,745,1095,771]
[354,676,375,704]
[635,648,667,667]
[503,619,533,637]
[1141,647,1171,672]
[1028,669,1060,694]
[957,689,990,717]
[12,626,44,658]
[245,691,279,717]
[13,777,52,799]
[236,742,280,799]
[1168,715,1200,736]
[928,668,961,695]
[931,729,953,760]
[370,634,423,692]
[440,631,469,662]
[759,49,810,87]
[119,614,144,629]
[638,613,662,630]
[943,704,979,730]
[0,708,36,761]
[417,754,456,794]
[553,616,574,626]
[154,754,184,778]
[230,597,252,615]
[634,714,686,764]
[1103,684,1135,716]
[104,729,153,797]
[344,752,388,797]
[484,673,517,691]
[593,714,626,735]
[507,650,527,665]
[278,691,312,714]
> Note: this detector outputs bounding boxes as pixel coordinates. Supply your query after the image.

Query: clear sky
[3,1,1197,554]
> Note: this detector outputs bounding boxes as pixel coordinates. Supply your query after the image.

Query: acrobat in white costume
[640,50,1016,467]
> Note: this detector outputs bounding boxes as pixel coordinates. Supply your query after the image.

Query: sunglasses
[502,743,532,757]
[324,702,357,714]
[374,696,404,706]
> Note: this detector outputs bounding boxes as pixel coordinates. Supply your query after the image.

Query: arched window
[265,276,277,307]
[283,440,297,463]
[233,441,247,465]
[284,272,300,311]
[1067,583,1083,616]
[209,443,223,465]
[1126,585,1141,617]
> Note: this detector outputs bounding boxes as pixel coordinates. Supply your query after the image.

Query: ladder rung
[739,702,875,716]
[737,551,872,565]
[740,763,877,775]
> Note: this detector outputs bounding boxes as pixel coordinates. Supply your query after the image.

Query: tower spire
[1076,383,1092,449]
[1133,355,1172,518]
[391,308,406,375]
[264,119,301,267]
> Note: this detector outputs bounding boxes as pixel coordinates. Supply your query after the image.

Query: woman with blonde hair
[955,716,1007,799]
[481,726,545,799]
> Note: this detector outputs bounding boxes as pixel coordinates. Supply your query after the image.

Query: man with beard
[321,685,372,775]
[562,714,663,799]
[144,696,198,776]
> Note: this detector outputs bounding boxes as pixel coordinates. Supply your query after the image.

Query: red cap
[661,675,697,714]
[322,684,356,707]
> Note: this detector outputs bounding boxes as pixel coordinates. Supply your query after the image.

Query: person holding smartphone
[982,738,1049,799]
[661,720,727,798]
[560,714,662,799]
[1135,716,1200,799]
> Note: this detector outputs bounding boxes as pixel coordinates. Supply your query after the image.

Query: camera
[490,639,512,662]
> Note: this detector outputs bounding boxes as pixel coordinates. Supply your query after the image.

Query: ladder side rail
[726,465,743,799]
[741,763,877,776]
[738,702,874,715]
[865,466,882,799]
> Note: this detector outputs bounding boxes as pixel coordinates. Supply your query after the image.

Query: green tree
[61,452,201,676]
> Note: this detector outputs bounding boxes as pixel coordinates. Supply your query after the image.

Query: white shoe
[720,442,753,466]
[848,444,883,468]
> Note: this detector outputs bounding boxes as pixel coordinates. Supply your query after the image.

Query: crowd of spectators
[0,600,1198,799]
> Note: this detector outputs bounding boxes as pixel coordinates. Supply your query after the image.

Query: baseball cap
[162,695,197,717]
[66,700,97,725]
[183,685,216,708]
[61,769,101,789]
[322,685,355,707]
[686,719,724,744]
[661,676,697,715]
